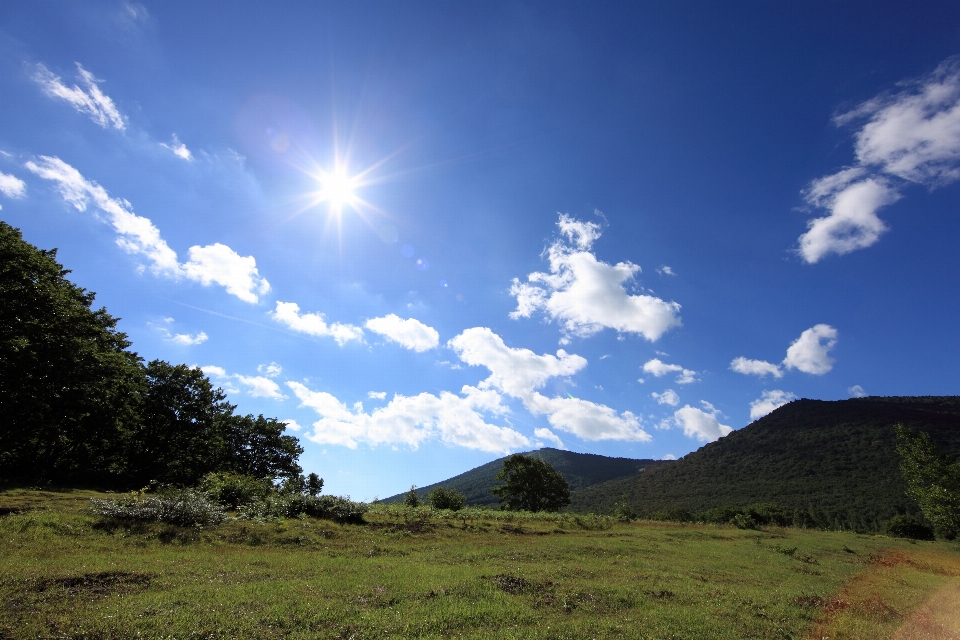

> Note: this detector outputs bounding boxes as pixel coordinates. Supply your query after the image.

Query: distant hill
[569,396,960,531]
[380,448,668,506]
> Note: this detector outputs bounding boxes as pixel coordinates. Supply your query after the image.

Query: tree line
[0,221,302,487]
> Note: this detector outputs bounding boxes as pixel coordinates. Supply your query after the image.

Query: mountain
[569,396,960,530]
[380,448,668,506]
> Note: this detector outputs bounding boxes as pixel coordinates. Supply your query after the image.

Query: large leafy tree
[492,454,571,512]
[895,424,960,538]
[0,221,143,482]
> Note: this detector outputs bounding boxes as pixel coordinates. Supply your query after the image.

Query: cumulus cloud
[368,391,387,400]
[510,214,681,342]
[365,314,439,352]
[661,454,677,461]
[731,324,838,377]
[534,427,566,449]
[32,63,126,130]
[642,358,697,384]
[662,402,733,443]
[449,327,649,442]
[204,365,287,401]
[656,265,675,276]
[170,331,208,346]
[651,389,680,406]
[270,301,364,345]
[160,134,192,161]
[288,381,529,453]
[729,356,783,378]
[749,390,797,421]
[258,362,282,378]
[783,324,838,374]
[798,58,960,262]
[0,172,26,199]
[282,419,305,431]
[25,156,270,302]
[848,384,867,398]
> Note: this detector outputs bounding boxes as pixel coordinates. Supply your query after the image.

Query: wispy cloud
[510,213,681,343]
[0,172,26,199]
[642,358,697,384]
[731,324,838,377]
[32,63,126,130]
[848,384,867,398]
[204,365,287,400]
[749,390,796,420]
[25,156,271,303]
[365,314,439,352]
[160,134,193,161]
[270,301,364,345]
[258,362,282,378]
[798,58,960,262]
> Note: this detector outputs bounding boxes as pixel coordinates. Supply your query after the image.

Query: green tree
[895,424,960,538]
[492,454,571,512]
[427,486,466,511]
[0,222,143,483]
[403,485,422,507]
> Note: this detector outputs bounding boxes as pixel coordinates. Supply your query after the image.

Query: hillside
[569,396,960,530]
[380,448,668,506]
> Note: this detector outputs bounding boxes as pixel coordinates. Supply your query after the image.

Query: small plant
[427,487,466,511]
[884,514,935,541]
[403,486,422,508]
[612,500,638,522]
[732,513,760,530]
[91,489,225,526]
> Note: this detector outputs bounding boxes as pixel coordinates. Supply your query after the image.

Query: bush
[612,501,638,522]
[91,489,225,526]
[731,513,760,530]
[199,472,272,509]
[428,487,466,511]
[884,514,935,541]
[239,494,368,524]
[403,486,423,508]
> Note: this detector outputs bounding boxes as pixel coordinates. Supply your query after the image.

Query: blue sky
[2,2,959,500]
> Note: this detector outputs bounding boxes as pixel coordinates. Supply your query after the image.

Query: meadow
[2,489,958,639]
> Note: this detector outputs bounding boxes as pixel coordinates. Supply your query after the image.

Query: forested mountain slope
[569,397,960,530]
[381,448,667,506]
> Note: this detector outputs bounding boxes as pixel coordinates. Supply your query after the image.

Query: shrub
[91,489,225,526]
[403,486,422,508]
[428,487,466,511]
[239,494,368,524]
[884,514,935,541]
[612,501,638,522]
[731,513,760,530]
[199,472,272,509]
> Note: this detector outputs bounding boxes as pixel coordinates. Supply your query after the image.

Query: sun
[318,167,359,213]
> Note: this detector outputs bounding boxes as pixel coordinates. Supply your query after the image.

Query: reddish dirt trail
[891,580,960,640]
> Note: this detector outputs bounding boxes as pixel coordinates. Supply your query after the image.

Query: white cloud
[783,324,838,375]
[365,314,439,352]
[288,381,529,454]
[848,384,867,398]
[534,427,566,449]
[25,156,270,302]
[749,390,797,421]
[651,389,680,406]
[664,402,733,443]
[32,63,126,130]
[170,331,208,346]
[642,358,697,384]
[731,324,838,378]
[656,265,675,276]
[661,454,677,461]
[798,58,960,262]
[449,327,650,442]
[0,172,26,199]
[203,365,286,400]
[182,243,271,304]
[282,419,305,431]
[258,362,282,378]
[510,214,681,342]
[729,356,783,378]
[368,391,387,400]
[160,134,193,161]
[270,301,364,345]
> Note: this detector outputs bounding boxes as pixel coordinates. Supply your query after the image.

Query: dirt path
[891,580,960,640]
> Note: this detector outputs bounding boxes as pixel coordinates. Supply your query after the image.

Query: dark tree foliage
[0,222,304,487]
[492,454,571,512]
[0,222,142,482]
[896,424,960,538]
[427,486,466,511]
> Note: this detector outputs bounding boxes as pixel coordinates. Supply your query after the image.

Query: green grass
[1,489,958,639]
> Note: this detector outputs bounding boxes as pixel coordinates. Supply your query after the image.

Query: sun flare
[321,168,358,211]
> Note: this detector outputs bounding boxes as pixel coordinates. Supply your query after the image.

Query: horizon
[1,2,958,500]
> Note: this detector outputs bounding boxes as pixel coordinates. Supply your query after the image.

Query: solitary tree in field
[492,454,571,512]
[895,424,960,538]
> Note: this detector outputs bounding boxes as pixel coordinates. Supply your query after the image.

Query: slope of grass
[570,397,960,530]
[2,489,959,639]
[380,448,667,507]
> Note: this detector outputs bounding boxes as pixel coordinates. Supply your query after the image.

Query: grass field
[2,489,958,639]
